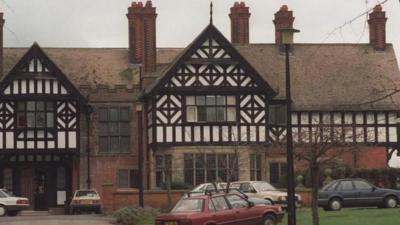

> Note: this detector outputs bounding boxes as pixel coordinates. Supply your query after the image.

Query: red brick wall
[100,187,312,212]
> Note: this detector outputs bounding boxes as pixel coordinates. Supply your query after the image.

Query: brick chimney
[273,5,295,47]
[0,12,4,77]
[142,1,157,73]
[127,2,144,64]
[368,5,387,51]
[229,2,251,45]
[127,1,157,72]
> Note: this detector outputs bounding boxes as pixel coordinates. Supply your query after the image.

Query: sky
[0,0,400,167]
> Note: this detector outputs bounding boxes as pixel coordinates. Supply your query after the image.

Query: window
[269,162,287,186]
[17,101,54,128]
[269,105,286,125]
[211,196,229,211]
[117,169,139,189]
[98,107,130,153]
[250,154,262,181]
[338,181,354,191]
[353,180,372,190]
[186,96,236,122]
[226,195,248,209]
[184,153,238,186]
[0,191,5,198]
[155,155,172,187]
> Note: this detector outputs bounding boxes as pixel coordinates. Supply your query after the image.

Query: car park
[318,178,400,211]
[0,189,29,217]
[155,191,284,225]
[231,181,302,207]
[69,189,102,214]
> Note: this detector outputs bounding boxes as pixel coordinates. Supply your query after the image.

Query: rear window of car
[322,181,338,191]
[171,199,204,213]
[75,190,98,197]
[211,196,230,211]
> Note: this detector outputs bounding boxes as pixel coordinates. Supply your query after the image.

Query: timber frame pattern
[0,43,87,155]
[143,24,400,151]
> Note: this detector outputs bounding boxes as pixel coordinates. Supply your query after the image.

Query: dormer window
[17,101,54,129]
[186,96,236,122]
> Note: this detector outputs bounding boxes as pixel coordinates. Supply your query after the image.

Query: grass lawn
[282,207,400,225]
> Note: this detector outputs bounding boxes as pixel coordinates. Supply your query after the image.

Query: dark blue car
[318,178,400,211]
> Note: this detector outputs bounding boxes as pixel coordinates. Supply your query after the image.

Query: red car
[155,192,284,225]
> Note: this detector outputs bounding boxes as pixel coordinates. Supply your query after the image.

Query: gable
[0,43,86,103]
[146,24,277,96]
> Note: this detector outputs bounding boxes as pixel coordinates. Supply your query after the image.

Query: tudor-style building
[0,1,399,211]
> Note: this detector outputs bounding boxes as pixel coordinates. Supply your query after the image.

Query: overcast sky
[0,0,399,58]
[0,0,400,166]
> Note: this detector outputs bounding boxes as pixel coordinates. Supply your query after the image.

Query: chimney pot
[145,1,152,7]
[234,2,239,7]
[239,2,245,7]
[373,4,382,12]
[280,5,289,12]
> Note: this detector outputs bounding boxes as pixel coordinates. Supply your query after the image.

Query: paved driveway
[0,215,114,225]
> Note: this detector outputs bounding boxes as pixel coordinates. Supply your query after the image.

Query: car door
[336,181,357,206]
[354,180,382,206]
[209,196,237,225]
[225,194,261,225]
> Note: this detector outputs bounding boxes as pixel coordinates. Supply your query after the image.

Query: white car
[70,189,102,214]
[231,181,302,208]
[0,189,29,217]
[192,182,227,192]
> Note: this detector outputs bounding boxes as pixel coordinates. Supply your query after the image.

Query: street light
[279,27,300,225]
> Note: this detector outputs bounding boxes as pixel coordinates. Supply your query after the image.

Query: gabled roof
[0,43,87,105]
[143,24,277,97]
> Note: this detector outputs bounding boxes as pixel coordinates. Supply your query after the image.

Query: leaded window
[250,154,262,181]
[117,169,139,189]
[155,155,172,188]
[184,153,238,186]
[98,107,130,153]
[269,162,287,187]
[17,101,54,128]
[186,96,236,122]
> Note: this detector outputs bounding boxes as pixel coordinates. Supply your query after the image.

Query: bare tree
[293,120,363,225]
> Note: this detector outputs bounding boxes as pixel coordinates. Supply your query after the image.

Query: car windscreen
[252,182,276,192]
[75,190,98,198]
[171,199,204,213]
[2,190,15,197]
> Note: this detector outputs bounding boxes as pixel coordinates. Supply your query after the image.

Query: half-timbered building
[0,1,399,211]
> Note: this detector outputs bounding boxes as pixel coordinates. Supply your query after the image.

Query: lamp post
[279,27,300,225]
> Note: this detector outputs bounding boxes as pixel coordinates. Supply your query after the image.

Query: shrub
[113,205,159,225]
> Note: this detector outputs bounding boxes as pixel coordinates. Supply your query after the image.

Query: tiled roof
[3,43,400,110]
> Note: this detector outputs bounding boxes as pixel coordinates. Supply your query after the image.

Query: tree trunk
[310,162,320,225]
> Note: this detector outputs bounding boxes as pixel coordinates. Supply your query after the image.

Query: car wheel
[384,196,398,208]
[329,198,342,211]
[262,215,276,225]
[7,211,18,217]
[0,205,6,217]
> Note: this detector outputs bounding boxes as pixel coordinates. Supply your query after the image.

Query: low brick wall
[101,185,312,212]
